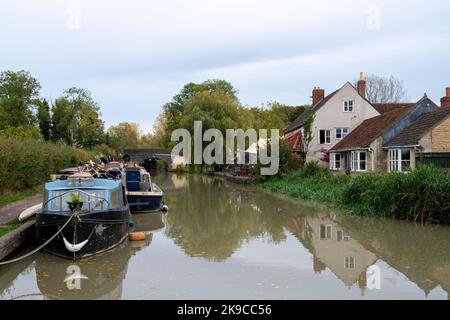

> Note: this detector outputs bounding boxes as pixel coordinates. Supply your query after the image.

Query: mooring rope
[0,210,77,265]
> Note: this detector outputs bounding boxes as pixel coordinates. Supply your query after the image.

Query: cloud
[1,0,449,131]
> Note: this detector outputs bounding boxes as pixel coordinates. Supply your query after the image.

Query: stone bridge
[123,148,174,168]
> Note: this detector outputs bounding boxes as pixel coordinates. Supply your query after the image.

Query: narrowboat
[35,173,130,260]
[123,166,165,213]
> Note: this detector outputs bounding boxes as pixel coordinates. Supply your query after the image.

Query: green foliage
[68,193,83,204]
[106,122,141,153]
[37,99,51,140]
[0,70,41,129]
[0,136,90,194]
[92,143,117,158]
[261,164,450,224]
[341,165,450,223]
[51,87,104,149]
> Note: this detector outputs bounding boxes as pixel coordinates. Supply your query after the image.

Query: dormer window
[343,100,354,112]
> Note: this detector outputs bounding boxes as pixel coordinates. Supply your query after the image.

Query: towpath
[0,195,42,225]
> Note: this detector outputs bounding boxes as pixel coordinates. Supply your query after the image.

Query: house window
[337,231,350,241]
[343,100,355,112]
[351,151,367,172]
[319,130,331,144]
[336,128,349,139]
[389,149,411,172]
[330,153,341,170]
[345,256,355,269]
[320,224,332,240]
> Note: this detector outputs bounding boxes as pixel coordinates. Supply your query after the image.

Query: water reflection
[0,213,165,300]
[1,174,449,299]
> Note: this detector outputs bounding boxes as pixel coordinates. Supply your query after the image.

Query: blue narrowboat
[35,173,130,260]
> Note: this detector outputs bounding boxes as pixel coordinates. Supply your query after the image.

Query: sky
[1,0,449,133]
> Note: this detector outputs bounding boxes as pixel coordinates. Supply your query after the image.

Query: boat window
[110,190,120,209]
[46,190,108,212]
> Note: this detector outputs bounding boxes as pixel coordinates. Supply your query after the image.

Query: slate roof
[284,89,339,134]
[372,103,415,114]
[384,108,450,147]
[330,106,414,152]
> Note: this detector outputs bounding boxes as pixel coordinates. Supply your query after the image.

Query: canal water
[1,173,449,300]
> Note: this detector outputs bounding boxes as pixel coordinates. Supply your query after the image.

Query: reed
[261,162,450,224]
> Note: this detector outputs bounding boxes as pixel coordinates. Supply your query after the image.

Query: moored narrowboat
[35,173,130,260]
[123,166,165,213]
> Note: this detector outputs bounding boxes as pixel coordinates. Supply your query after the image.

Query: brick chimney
[441,87,450,108]
[357,72,366,98]
[312,87,325,105]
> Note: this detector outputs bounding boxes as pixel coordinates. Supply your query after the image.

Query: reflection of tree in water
[338,215,450,296]
[164,175,298,261]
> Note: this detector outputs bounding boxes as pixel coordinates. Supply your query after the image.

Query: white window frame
[330,153,341,170]
[351,151,367,172]
[319,129,331,145]
[335,128,349,139]
[388,149,411,172]
[343,100,355,112]
[345,256,355,269]
[320,224,333,240]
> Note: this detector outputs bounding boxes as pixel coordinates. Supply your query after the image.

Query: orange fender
[128,232,145,241]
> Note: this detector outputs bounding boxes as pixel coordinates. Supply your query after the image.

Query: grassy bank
[0,136,90,194]
[0,219,21,237]
[260,163,450,224]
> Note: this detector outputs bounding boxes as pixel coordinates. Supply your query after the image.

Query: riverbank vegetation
[0,219,21,237]
[261,162,450,224]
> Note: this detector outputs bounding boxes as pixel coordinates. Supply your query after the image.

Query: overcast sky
[1,0,449,132]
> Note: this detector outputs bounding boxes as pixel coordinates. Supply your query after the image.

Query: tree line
[0,70,104,150]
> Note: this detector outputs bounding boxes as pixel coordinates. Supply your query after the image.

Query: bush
[341,165,450,223]
[0,136,91,194]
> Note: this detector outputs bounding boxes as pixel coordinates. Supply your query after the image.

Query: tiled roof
[372,103,415,114]
[384,108,450,147]
[284,89,339,134]
[284,128,302,151]
[330,106,414,151]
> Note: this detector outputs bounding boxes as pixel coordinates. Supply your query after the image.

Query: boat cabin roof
[45,177,122,191]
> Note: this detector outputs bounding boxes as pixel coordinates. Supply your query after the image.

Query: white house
[285,73,386,166]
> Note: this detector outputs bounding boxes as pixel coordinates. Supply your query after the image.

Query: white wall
[306,82,380,164]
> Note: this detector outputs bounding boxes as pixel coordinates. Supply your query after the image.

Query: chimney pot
[441,87,450,108]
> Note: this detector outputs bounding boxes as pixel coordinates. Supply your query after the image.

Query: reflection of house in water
[287,214,378,295]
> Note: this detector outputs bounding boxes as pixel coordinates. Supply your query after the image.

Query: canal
[1,173,449,300]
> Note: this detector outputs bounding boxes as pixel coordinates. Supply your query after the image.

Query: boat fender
[161,205,169,213]
[128,220,135,227]
[129,232,145,241]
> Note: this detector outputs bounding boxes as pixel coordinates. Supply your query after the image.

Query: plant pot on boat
[67,193,85,211]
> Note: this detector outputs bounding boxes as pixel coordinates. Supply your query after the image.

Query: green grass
[260,162,450,224]
[0,219,22,237]
[0,185,43,209]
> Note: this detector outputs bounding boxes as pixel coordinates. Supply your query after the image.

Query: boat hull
[127,194,163,213]
[35,209,130,260]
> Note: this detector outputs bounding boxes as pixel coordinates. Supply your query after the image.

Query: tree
[51,87,104,149]
[36,99,51,140]
[51,97,74,144]
[162,79,239,143]
[0,70,41,129]
[106,122,141,153]
[362,74,408,103]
